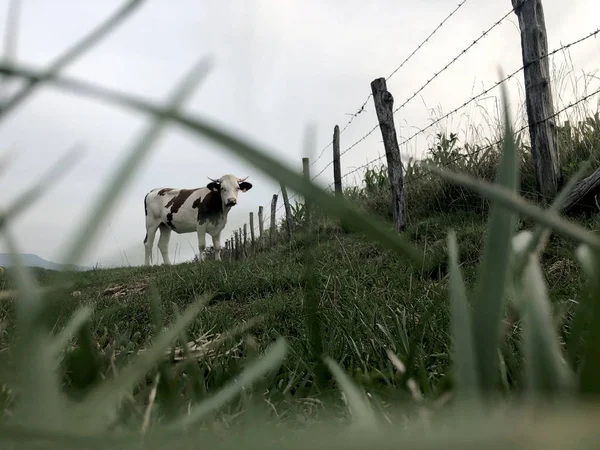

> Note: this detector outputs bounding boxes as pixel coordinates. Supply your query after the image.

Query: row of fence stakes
[219,0,561,259]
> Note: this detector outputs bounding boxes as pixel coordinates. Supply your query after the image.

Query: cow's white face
[207,174,253,208]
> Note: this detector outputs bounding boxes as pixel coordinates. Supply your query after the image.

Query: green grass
[0,95,599,445]
[2,2,600,446]
[0,185,597,428]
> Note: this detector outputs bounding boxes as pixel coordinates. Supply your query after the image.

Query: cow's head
[207,174,253,208]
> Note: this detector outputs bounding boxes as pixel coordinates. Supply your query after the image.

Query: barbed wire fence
[215,0,600,262]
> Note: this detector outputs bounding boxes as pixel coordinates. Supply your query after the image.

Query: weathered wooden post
[371,77,405,232]
[258,205,264,250]
[239,227,244,258]
[233,231,239,260]
[270,194,278,247]
[249,212,255,254]
[280,183,293,241]
[243,224,248,258]
[333,124,342,197]
[302,157,312,229]
[512,0,559,199]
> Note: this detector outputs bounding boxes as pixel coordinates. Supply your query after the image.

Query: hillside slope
[0,208,589,407]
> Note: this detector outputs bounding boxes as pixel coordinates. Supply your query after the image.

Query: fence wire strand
[310,0,471,168]
[311,3,522,182]
[336,84,600,186]
[225,11,599,248]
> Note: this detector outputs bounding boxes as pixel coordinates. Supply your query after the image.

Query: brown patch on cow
[164,188,198,229]
[192,190,223,225]
[158,188,173,196]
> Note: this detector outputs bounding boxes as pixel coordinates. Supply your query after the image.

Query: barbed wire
[334,84,600,186]
[310,3,522,182]
[226,7,599,246]
[333,27,600,184]
[233,1,513,241]
[309,0,471,169]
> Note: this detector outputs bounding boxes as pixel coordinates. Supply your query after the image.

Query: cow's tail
[144,191,150,217]
[143,191,150,244]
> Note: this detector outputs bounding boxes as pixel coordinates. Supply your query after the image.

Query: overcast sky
[0,0,598,268]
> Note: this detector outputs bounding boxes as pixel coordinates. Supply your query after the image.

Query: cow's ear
[207,182,220,192]
[239,181,253,192]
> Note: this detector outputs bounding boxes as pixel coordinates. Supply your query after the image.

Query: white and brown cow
[143,174,252,265]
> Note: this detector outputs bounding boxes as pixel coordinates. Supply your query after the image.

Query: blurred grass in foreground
[1,2,600,447]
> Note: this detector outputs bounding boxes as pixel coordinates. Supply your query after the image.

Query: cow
[143,174,252,265]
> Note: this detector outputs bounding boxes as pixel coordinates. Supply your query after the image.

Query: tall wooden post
[233,231,239,260]
[249,212,255,253]
[512,0,559,199]
[243,224,248,258]
[270,194,278,247]
[302,157,312,229]
[371,77,405,232]
[280,183,293,241]
[333,124,342,197]
[258,206,264,250]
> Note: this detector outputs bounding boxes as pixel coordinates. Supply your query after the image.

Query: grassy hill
[1,120,599,438]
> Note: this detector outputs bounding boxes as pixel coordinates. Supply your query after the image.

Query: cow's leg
[212,231,222,261]
[157,224,172,265]
[144,220,159,265]
[196,223,207,262]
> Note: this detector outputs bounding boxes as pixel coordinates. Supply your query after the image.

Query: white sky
[0,0,598,268]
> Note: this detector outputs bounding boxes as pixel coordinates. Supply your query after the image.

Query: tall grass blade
[324,356,379,431]
[0,0,145,122]
[0,62,426,265]
[425,165,600,250]
[568,244,595,367]
[447,230,480,402]
[0,145,84,230]
[0,0,21,100]
[513,233,572,397]
[59,56,213,266]
[67,293,211,433]
[513,151,600,274]
[2,228,66,430]
[576,247,600,395]
[50,305,94,357]
[171,337,287,430]
[470,78,519,394]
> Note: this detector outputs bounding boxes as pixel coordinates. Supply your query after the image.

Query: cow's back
[145,187,209,234]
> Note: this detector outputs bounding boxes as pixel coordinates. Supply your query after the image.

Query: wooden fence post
[243,224,248,258]
[258,206,264,250]
[249,212,255,253]
[233,231,239,260]
[280,183,293,241]
[371,77,406,232]
[270,194,278,247]
[333,124,342,197]
[239,227,243,258]
[512,0,559,199]
[302,157,312,229]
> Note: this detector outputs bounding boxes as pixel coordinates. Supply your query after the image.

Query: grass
[0,145,599,433]
[2,1,600,447]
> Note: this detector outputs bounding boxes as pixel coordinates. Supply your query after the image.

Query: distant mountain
[0,253,90,271]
